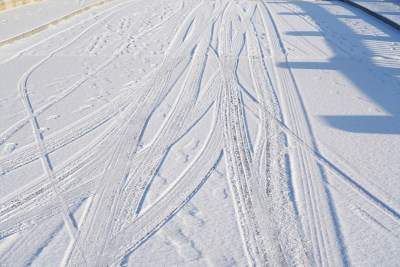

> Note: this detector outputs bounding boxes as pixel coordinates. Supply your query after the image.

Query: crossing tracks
[0,0,399,265]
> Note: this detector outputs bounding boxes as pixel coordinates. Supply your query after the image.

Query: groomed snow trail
[1,0,399,266]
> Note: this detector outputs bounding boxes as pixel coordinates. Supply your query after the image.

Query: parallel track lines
[0,0,189,242]
[0,0,185,174]
[259,2,343,266]
[66,2,222,265]
[4,1,394,265]
[218,3,270,265]
[18,40,90,266]
[0,0,140,149]
[106,95,223,266]
[244,3,310,265]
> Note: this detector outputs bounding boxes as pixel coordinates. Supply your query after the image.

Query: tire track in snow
[1,1,380,265]
[0,1,225,266]
[217,3,272,265]
[67,3,226,265]
[0,0,134,66]
[87,5,227,265]
[65,50,187,266]
[259,2,344,266]
[241,3,311,265]
[17,45,89,267]
[1,1,189,264]
[0,198,86,266]
[117,2,227,227]
[0,62,221,240]
[0,0,188,228]
[271,1,400,224]
[105,92,224,266]
[0,0,138,149]
[0,177,94,238]
[65,2,217,265]
[0,0,185,173]
[0,55,183,226]
[0,72,221,239]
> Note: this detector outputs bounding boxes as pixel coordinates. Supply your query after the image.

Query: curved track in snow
[1,0,399,266]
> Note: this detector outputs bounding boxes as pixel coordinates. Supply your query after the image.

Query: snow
[0,0,399,266]
[345,0,400,26]
[0,0,110,42]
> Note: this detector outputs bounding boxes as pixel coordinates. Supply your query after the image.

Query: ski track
[1,0,399,266]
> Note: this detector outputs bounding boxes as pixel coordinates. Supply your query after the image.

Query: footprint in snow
[1,143,18,155]
[213,187,229,200]
[184,138,200,150]
[46,114,60,120]
[174,151,189,163]
[73,104,94,113]
[39,127,50,135]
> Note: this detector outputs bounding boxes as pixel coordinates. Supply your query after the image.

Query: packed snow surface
[0,0,399,266]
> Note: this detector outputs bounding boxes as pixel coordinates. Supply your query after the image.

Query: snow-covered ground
[0,0,399,266]
[346,0,400,26]
[0,0,109,42]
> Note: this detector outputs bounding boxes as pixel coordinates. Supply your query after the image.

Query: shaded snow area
[0,0,399,266]
[347,0,400,26]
